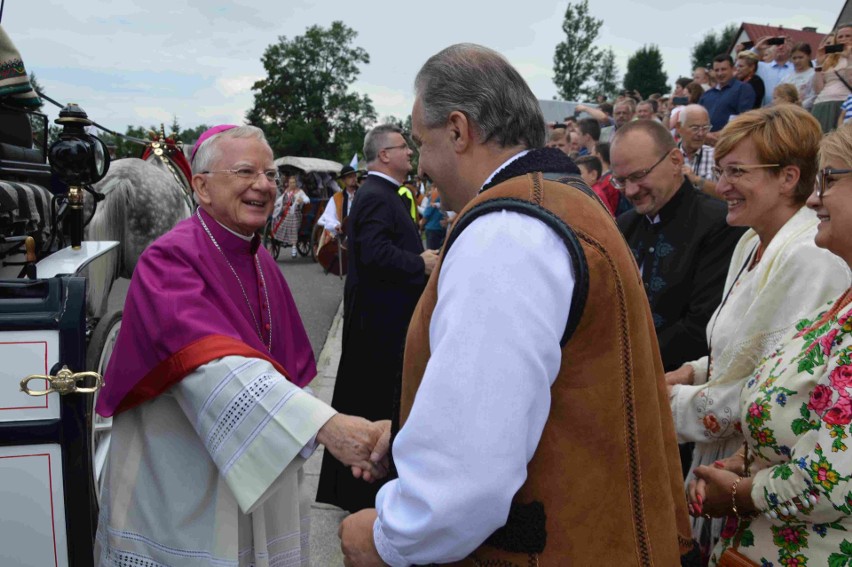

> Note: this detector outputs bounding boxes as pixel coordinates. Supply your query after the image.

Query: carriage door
[0,276,97,567]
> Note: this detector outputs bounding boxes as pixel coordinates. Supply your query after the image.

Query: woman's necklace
[196,209,273,351]
[805,287,852,334]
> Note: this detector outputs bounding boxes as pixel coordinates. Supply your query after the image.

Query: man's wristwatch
[697,177,706,191]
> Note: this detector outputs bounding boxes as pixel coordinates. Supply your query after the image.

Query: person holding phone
[813,24,852,133]
[752,35,795,106]
[780,42,817,110]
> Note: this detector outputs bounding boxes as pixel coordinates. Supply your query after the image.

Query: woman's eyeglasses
[816,167,852,202]
[712,164,780,181]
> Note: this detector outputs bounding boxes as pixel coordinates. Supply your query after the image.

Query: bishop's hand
[317,414,387,478]
[352,420,391,483]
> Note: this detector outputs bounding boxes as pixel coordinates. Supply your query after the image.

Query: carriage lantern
[48,103,111,249]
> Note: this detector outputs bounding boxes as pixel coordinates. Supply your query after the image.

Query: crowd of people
[91,27,852,567]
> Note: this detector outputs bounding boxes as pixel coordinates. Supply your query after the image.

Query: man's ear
[447,111,472,153]
[192,174,212,206]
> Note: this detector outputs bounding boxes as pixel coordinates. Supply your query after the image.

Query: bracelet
[731,476,754,519]
[731,476,746,517]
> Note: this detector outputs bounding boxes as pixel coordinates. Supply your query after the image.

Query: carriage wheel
[263,219,273,251]
[86,309,122,505]
[296,239,310,257]
[271,240,281,260]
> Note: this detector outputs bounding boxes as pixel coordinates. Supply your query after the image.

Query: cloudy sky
[4,0,844,134]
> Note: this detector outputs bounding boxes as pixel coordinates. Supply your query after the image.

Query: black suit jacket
[345,173,425,297]
[617,179,746,371]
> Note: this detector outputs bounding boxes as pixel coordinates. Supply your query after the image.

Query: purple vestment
[96,207,316,417]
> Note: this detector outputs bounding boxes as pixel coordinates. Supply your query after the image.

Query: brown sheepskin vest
[398,172,692,565]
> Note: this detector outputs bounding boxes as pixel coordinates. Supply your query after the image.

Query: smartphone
[826,44,845,54]
[672,96,689,106]
[741,41,755,50]
[767,37,786,46]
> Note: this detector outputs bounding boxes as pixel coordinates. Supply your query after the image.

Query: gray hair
[191,125,269,175]
[414,43,545,149]
[679,104,709,127]
[363,124,403,164]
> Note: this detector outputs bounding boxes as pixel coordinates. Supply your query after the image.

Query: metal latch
[20,365,103,396]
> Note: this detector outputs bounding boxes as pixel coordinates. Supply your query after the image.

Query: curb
[315,299,344,378]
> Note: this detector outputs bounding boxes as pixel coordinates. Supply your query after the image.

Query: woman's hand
[712,450,747,476]
[665,364,695,386]
[692,466,746,517]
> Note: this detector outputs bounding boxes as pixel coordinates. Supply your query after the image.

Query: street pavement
[276,252,348,566]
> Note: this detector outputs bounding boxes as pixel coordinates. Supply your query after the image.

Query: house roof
[731,23,827,56]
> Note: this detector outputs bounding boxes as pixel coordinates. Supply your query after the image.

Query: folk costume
[373,149,693,565]
[711,293,852,565]
[317,187,355,233]
[670,206,851,559]
[316,170,426,513]
[272,187,310,247]
[617,180,746,372]
[94,207,334,567]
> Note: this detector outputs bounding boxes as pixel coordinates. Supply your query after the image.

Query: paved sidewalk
[306,300,347,565]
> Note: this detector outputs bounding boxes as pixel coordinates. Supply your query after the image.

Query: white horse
[84,138,192,318]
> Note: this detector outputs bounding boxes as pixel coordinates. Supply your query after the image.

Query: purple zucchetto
[190,124,238,163]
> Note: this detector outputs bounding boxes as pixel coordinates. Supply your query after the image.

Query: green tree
[623,45,669,99]
[552,0,602,101]
[691,24,739,70]
[589,48,620,101]
[247,21,376,163]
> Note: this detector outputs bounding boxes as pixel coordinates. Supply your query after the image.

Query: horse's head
[141,128,192,194]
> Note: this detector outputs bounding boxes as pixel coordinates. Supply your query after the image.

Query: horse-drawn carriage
[0,89,192,564]
[265,155,342,261]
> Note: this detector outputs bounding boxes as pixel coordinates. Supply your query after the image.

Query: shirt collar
[216,219,253,241]
[644,178,690,226]
[368,171,403,187]
[481,150,530,190]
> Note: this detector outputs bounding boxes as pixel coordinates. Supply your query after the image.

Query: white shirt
[372,160,574,565]
[367,170,403,187]
[317,189,355,231]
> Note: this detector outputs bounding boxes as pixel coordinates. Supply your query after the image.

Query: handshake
[316,415,391,482]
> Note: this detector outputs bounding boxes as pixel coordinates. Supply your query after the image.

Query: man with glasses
[94,125,388,566]
[676,104,719,196]
[317,123,439,513]
[612,119,744,374]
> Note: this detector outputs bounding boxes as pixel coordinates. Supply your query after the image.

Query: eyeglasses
[201,168,280,184]
[816,167,852,202]
[382,143,410,153]
[687,124,711,134]
[611,151,672,190]
[712,164,780,181]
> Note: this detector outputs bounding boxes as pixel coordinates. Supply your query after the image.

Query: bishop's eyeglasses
[201,168,280,183]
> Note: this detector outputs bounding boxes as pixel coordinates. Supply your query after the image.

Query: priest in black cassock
[317,124,439,512]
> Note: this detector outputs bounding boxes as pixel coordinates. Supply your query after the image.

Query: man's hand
[340,509,387,567]
[665,363,695,386]
[352,420,391,483]
[317,414,386,477]
[681,165,699,185]
[421,249,439,275]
